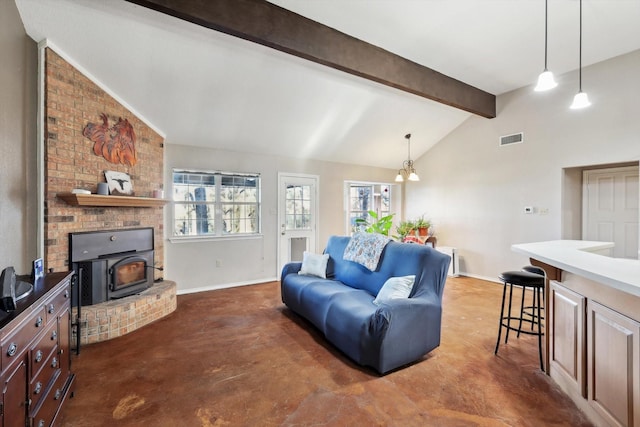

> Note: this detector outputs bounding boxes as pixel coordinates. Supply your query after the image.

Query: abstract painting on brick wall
[83,113,138,166]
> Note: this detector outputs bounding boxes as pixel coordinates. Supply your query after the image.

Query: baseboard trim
[457,272,502,284]
[176,277,279,295]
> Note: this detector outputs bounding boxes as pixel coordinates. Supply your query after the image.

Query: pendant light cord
[578,0,583,91]
[544,0,548,70]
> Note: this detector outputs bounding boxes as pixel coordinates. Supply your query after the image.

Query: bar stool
[494,269,545,370]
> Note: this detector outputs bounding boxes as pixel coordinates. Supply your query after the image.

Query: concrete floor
[58,276,592,426]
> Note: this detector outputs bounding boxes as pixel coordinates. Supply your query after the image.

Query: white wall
[0,0,37,272]
[163,143,399,293]
[406,49,640,281]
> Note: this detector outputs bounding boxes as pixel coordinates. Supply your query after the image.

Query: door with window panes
[278,174,318,276]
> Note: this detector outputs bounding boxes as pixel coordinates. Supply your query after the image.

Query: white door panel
[583,166,639,259]
[277,174,318,277]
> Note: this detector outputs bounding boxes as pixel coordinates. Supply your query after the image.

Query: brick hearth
[73,281,177,346]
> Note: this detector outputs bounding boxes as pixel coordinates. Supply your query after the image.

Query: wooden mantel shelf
[58,192,169,208]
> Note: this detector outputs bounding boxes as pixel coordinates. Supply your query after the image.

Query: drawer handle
[54,388,62,400]
[51,330,58,341]
[34,382,42,394]
[35,350,43,363]
[51,357,58,368]
[64,289,70,298]
[7,343,17,357]
[35,316,43,327]
[48,304,55,314]
[38,420,45,427]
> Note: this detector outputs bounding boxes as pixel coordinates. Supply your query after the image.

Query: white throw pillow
[298,252,330,278]
[373,275,416,305]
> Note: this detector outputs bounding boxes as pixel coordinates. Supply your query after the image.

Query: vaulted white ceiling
[15,0,640,169]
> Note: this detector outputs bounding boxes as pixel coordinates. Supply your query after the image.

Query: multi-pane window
[347,183,391,233]
[173,170,260,237]
[285,184,311,230]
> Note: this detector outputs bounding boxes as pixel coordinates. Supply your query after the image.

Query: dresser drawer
[2,307,47,373]
[30,321,58,380]
[44,283,71,323]
[30,349,61,412]
[31,369,64,427]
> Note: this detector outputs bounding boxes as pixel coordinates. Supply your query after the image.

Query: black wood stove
[69,227,156,306]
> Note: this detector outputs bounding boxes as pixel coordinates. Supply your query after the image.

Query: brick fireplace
[44,47,165,275]
[43,47,175,344]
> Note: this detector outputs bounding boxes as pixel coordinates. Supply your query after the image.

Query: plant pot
[417,227,429,237]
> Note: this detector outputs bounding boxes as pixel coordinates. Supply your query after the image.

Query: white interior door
[583,166,639,259]
[277,174,318,277]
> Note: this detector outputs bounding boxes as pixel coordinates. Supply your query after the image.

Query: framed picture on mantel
[104,170,134,196]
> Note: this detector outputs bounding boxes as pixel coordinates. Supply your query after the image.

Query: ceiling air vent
[499,132,524,146]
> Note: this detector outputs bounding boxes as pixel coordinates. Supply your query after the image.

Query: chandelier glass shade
[395,133,420,182]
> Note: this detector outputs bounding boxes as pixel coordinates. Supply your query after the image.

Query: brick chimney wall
[44,48,165,276]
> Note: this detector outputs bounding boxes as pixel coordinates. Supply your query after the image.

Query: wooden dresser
[0,272,75,427]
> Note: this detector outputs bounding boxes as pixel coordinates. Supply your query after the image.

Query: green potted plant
[395,220,415,241]
[414,216,431,237]
[355,211,395,237]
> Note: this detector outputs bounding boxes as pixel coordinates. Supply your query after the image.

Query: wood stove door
[109,256,148,292]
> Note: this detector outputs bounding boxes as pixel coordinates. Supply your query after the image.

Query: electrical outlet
[524,206,534,214]
[539,208,549,215]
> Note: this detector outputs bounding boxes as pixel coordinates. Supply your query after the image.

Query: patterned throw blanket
[343,232,391,271]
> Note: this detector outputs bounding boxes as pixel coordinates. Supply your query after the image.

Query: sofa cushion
[298,251,330,278]
[373,275,416,306]
[298,280,359,332]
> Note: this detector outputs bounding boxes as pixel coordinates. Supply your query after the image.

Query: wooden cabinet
[549,281,586,398]
[2,360,27,427]
[587,301,640,427]
[0,272,75,427]
[548,276,640,427]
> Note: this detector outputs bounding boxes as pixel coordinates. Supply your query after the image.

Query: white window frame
[171,169,261,241]
[344,181,395,235]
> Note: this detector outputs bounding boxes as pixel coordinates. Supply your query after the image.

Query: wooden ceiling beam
[126,0,496,118]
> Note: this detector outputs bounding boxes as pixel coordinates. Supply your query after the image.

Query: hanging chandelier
[395,133,420,182]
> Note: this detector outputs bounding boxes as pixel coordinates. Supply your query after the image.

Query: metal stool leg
[494,281,508,354]
[504,282,514,344]
[536,286,544,371]
[517,285,526,337]
[530,289,537,331]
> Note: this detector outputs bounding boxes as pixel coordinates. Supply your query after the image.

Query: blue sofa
[280,235,451,374]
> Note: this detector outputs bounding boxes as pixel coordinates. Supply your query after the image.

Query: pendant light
[534,0,557,92]
[395,133,420,182]
[570,0,591,109]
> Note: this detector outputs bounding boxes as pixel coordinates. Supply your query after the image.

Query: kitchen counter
[512,240,640,298]
[512,240,640,427]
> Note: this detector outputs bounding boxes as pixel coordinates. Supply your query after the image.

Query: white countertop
[512,240,640,298]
